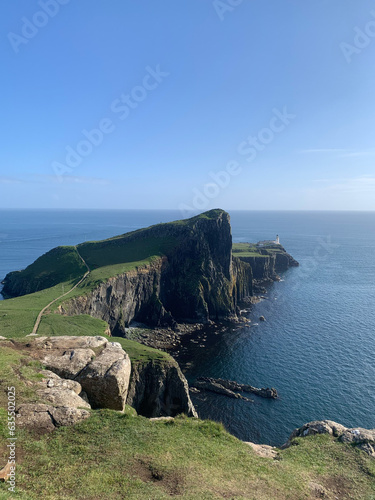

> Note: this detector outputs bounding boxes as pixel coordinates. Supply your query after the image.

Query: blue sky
[1,0,375,211]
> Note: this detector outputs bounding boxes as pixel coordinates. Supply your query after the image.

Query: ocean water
[0,209,374,446]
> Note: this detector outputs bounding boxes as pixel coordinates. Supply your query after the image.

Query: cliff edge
[2,210,298,336]
[2,210,253,334]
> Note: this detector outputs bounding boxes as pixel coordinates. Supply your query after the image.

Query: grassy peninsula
[0,210,374,499]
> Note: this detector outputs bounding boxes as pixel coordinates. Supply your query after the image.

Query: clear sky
[1,0,375,211]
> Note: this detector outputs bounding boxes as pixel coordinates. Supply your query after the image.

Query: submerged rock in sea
[192,377,278,400]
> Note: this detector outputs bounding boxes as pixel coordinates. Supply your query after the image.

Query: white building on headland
[257,235,280,247]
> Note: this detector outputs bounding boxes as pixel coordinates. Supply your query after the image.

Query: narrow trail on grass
[31,247,91,335]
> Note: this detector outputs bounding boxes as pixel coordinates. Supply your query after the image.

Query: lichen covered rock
[40,336,131,411]
[284,420,375,457]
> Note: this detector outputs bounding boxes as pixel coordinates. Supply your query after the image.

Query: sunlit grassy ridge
[2,246,86,297]
[232,243,264,258]
[0,282,75,337]
[2,209,226,298]
[0,210,234,338]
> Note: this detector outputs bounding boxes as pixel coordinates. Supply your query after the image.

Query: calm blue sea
[0,209,374,445]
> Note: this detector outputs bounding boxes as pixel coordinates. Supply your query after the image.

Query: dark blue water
[0,210,374,445]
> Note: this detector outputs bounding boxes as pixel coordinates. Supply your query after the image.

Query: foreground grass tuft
[0,410,374,499]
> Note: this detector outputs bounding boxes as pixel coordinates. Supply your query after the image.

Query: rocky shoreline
[120,294,265,354]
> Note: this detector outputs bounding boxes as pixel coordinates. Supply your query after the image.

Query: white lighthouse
[275,235,280,244]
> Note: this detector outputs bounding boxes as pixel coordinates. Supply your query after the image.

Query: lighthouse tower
[275,235,280,244]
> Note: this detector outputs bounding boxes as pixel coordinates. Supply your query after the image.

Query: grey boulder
[284,420,375,457]
[16,403,90,433]
[40,337,131,411]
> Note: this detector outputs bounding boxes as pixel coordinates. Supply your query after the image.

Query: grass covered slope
[0,334,373,497]
[1,410,375,499]
[2,210,226,300]
[2,246,86,298]
[0,281,77,337]
[232,243,264,258]
[1,209,242,334]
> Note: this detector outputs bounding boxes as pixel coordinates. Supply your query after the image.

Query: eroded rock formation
[14,336,196,433]
[127,359,198,418]
[38,336,130,411]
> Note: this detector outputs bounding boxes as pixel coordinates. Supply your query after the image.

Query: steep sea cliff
[0,209,299,423]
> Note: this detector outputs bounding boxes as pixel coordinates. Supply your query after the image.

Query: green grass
[0,344,43,441]
[0,209,231,339]
[232,243,264,258]
[0,322,374,499]
[3,209,228,301]
[77,235,177,271]
[112,337,170,363]
[0,257,161,338]
[37,314,109,337]
[232,243,286,259]
[0,410,373,500]
[0,281,74,338]
[37,316,170,363]
[2,246,86,297]
[0,289,171,366]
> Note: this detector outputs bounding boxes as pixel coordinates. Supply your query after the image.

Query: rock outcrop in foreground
[284,420,375,457]
[17,369,91,433]
[39,336,131,411]
[15,336,196,432]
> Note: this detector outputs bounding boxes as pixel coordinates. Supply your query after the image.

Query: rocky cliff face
[57,259,169,335]
[238,246,299,282]
[274,249,299,272]
[239,255,275,281]
[158,210,235,322]
[232,257,253,302]
[126,358,197,418]
[4,210,299,334]
[58,210,253,333]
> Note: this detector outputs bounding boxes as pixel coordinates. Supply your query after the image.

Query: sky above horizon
[1,0,375,213]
